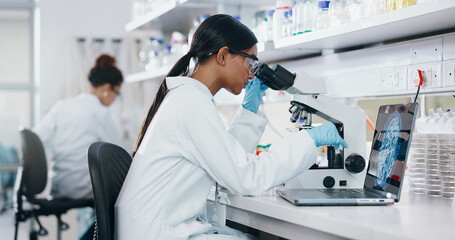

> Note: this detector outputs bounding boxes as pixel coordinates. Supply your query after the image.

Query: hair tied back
[95,54,116,70]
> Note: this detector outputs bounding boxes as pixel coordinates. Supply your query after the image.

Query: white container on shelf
[292,0,305,35]
[273,0,293,41]
[329,0,350,26]
[348,0,364,22]
[316,0,331,30]
[303,0,318,32]
[363,0,385,17]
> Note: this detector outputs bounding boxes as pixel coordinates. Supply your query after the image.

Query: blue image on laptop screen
[365,103,418,195]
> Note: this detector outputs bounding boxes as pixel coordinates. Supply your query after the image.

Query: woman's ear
[216,46,229,66]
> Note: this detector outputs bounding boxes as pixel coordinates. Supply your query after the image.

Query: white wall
[39,0,131,117]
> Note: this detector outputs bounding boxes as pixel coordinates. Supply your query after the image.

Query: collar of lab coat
[166,76,216,105]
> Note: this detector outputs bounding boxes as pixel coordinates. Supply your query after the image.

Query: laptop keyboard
[318,189,368,198]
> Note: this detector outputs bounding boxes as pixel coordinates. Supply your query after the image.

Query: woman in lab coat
[116,14,347,240]
[35,54,123,200]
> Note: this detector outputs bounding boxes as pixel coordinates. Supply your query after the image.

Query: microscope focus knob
[323,176,335,188]
[345,154,366,173]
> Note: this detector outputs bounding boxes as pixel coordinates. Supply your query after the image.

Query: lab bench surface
[209,184,455,240]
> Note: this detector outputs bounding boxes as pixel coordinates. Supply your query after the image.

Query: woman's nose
[248,71,255,80]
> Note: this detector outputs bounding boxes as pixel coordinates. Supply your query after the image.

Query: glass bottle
[304,0,317,32]
[273,0,293,40]
[292,0,305,35]
[329,0,349,26]
[317,0,331,30]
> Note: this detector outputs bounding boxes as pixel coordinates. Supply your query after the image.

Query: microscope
[254,63,367,189]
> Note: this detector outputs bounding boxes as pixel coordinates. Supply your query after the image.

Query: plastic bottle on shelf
[386,0,415,11]
[132,0,143,19]
[133,39,142,72]
[385,0,398,11]
[316,0,331,30]
[281,10,292,38]
[329,0,349,26]
[145,38,157,71]
[265,10,275,41]
[303,0,317,32]
[188,14,210,45]
[292,0,305,35]
[170,31,189,62]
[144,0,154,15]
[138,37,151,72]
[348,0,364,22]
[162,45,172,66]
[154,39,164,67]
[363,0,385,17]
[404,0,417,7]
[273,0,294,41]
[287,10,294,37]
[253,11,266,42]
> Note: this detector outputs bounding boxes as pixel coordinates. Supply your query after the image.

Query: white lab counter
[209,182,455,240]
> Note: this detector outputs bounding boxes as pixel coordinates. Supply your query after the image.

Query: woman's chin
[225,88,242,95]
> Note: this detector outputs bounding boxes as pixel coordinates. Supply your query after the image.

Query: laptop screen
[364,103,418,197]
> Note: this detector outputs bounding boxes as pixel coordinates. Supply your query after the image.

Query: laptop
[277,102,419,206]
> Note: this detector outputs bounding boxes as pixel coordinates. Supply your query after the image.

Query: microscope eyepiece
[253,62,296,90]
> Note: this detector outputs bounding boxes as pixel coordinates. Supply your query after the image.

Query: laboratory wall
[38,0,131,117]
[0,11,30,148]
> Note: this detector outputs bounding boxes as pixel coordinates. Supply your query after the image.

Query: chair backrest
[19,129,48,199]
[88,142,132,240]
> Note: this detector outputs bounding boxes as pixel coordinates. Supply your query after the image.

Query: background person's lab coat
[115,77,317,239]
[35,93,122,199]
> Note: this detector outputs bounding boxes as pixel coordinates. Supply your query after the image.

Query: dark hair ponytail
[133,14,258,156]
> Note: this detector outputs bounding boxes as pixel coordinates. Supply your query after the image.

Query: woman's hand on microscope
[307,122,349,149]
[242,77,268,114]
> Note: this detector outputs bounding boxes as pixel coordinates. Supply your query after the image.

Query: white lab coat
[115,76,317,239]
[35,93,121,199]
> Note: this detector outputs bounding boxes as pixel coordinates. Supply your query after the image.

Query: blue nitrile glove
[242,77,269,114]
[307,122,349,149]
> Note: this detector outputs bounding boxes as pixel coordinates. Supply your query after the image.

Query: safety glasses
[229,49,259,75]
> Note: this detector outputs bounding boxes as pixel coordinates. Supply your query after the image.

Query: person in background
[116,14,347,239]
[34,54,123,239]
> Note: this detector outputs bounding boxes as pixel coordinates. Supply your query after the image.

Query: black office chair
[14,129,94,240]
[88,142,132,240]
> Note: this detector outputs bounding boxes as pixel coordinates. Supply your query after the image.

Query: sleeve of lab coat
[183,97,317,196]
[96,110,122,147]
[34,102,60,146]
[227,107,268,153]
